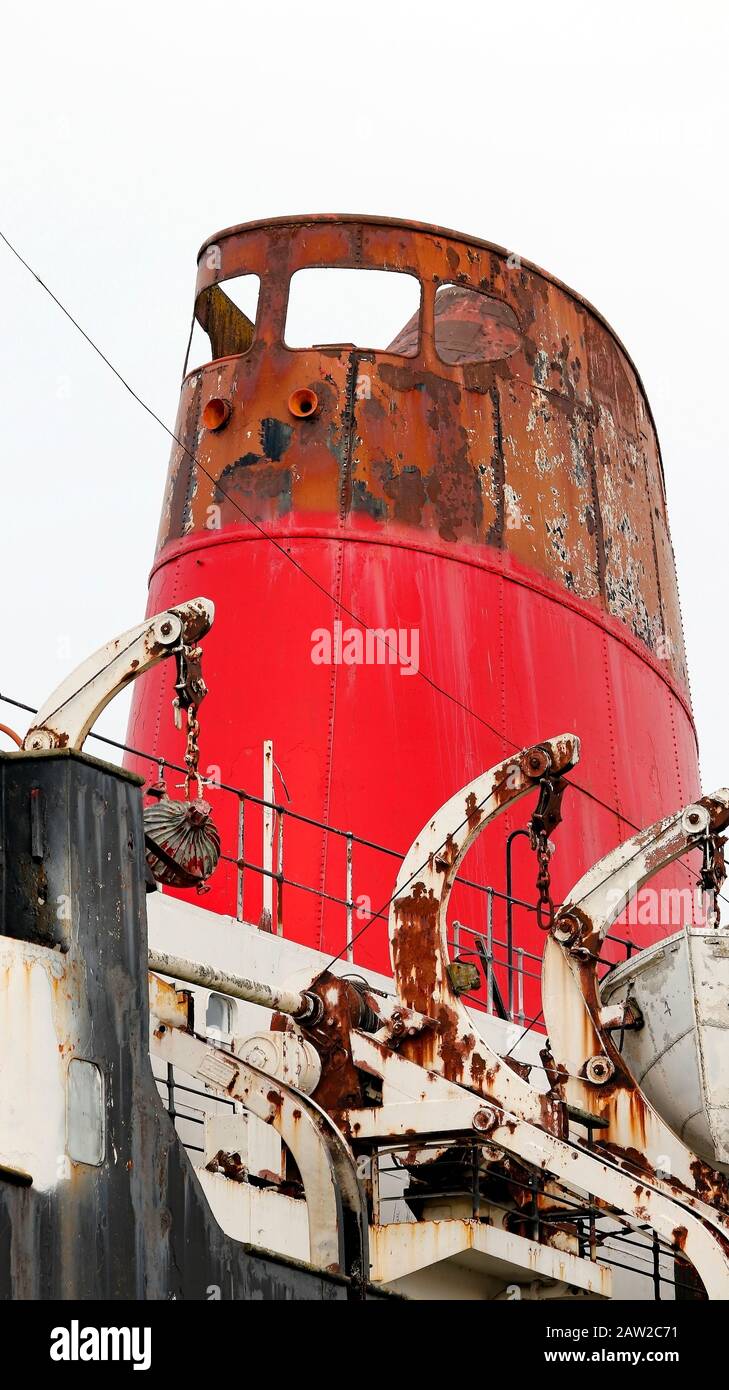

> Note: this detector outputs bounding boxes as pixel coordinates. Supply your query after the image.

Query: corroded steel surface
[385,737,576,1136]
[128,215,700,985]
[157,216,686,686]
[542,792,729,1206]
[0,751,353,1300]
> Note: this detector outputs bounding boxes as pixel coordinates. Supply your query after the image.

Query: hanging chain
[699,831,726,928]
[183,706,202,798]
[529,772,568,931]
[533,828,554,930]
[143,614,219,898]
[172,641,208,799]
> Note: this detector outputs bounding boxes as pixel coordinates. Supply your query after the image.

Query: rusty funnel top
[156,213,687,693]
[133,215,697,977]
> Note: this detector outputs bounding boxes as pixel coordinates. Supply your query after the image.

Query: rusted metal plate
[156,215,687,689]
[0,751,355,1301]
[130,214,699,984]
[602,931,729,1171]
[542,793,729,1208]
[368,1218,612,1298]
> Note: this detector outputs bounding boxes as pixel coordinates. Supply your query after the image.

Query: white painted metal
[145,764,729,1298]
[148,971,191,1029]
[150,1022,364,1275]
[386,734,581,1128]
[0,938,69,1190]
[22,598,214,752]
[148,946,308,1018]
[601,928,729,1169]
[346,833,354,964]
[233,1031,322,1095]
[345,1031,729,1298]
[148,892,501,1059]
[542,792,729,1200]
[204,1111,284,1181]
[197,1170,310,1262]
[369,1220,611,1299]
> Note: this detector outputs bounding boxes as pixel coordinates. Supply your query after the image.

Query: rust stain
[154,216,688,691]
[673,1225,688,1252]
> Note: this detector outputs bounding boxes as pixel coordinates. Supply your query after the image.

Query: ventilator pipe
[148,948,323,1025]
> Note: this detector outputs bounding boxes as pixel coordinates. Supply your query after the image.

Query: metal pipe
[236,795,245,922]
[345,832,354,964]
[276,809,285,937]
[262,740,274,931]
[652,1231,662,1301]
[370,1152,381,1226]
[167,1062,176,1123]
[505,827,531,1019]
[149,948,320,1022]
[516,947,525,1025]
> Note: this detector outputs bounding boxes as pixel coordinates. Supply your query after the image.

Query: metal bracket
[542,790,729,1205]
[23,598,214,752]
[343,1030,729,1299]
[150,1021,368,1284]
[387,734,579,1134]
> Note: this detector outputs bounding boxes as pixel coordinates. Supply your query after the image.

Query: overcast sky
[1,1,727,794]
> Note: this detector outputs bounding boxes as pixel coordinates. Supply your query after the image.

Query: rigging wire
[0,220,721,1285]
[0,230,723,973]
[1,687,723,977]
[0,224,685,842]
[0,229,512,747]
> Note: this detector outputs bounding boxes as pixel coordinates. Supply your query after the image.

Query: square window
[285,267,421,356]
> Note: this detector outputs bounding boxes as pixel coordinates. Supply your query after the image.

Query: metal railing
[152,1059,237,1160]
[153,1073,701,1298]
[142,737,642,1028]
[0,697,670,1015]
[367,1135,701,1300]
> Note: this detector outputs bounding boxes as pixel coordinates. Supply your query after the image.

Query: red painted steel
[126,217,700,1016]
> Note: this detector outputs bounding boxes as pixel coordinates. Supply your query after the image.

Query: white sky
[1,1,727,792]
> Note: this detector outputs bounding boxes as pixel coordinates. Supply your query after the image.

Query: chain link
[183,706,202,798]
[700,832,726,928]
[172,640,208,799]
[529,772,568,931]
[533,829,555,930]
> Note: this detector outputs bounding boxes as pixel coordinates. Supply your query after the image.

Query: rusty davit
[1,216,727,1302]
